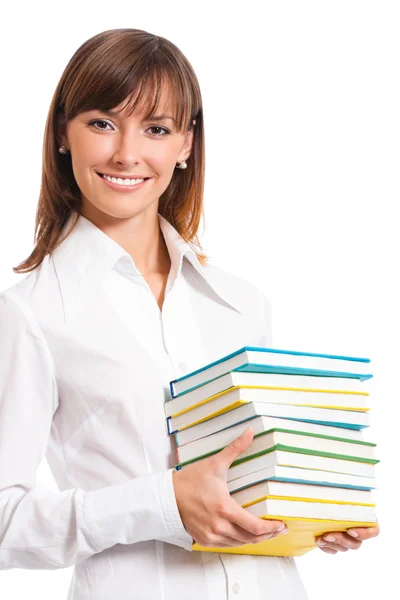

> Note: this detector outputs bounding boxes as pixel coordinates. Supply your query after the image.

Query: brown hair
[13,28,208,274]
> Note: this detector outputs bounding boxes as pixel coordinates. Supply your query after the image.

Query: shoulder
[200,262,273,345]
[0,282,42,342]
[202,262,271,312]
[202,262,258,291]
[0,268,58,378]
[0,259,51,338]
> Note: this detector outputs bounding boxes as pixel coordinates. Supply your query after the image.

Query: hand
[315,524,380,554]
[172,427,289,548]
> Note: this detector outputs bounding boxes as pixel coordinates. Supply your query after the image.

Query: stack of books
[165,346,379,556]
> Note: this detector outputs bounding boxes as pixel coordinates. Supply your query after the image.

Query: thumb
[215,426,254,471]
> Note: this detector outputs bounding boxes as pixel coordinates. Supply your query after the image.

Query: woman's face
[59,92,194,220]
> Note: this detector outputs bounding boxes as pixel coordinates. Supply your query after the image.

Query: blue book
[170,346,372,398]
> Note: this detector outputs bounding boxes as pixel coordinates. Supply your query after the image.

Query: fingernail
[324,535,336,542]
[271,527,288,538]
[273,525,289,536]
[347,529,359,538]
[316,540,327,547]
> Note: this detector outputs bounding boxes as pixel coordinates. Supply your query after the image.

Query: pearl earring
[177,160,187,169]
[58,145,68,154]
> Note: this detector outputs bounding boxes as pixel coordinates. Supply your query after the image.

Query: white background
[1,1,399,598]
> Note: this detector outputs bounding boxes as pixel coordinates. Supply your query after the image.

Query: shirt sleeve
[0,291,192,571]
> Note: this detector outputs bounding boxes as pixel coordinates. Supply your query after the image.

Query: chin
[83,197,158,221]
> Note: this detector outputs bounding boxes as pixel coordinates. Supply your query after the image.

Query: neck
[80,202,171,275]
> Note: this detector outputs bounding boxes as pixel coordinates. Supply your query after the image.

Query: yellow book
[241,494,375,508]
[167,386,369,432]
[192,496,378,556]
[193,516,377,556]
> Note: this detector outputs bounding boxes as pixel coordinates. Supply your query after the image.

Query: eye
[147,126,171,137]
[88,120,171,137]
[88,119,113,131]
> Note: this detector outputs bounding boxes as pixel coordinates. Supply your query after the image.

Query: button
[177,361,188,372]
[232,582,240,594]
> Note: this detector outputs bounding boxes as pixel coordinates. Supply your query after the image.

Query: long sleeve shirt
[0,211,308,600]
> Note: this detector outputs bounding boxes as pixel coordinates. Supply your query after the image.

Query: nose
[112,128,144,167]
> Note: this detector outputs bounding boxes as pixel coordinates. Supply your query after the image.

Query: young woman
[0,28,378,600]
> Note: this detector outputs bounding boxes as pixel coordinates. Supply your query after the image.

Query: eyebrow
[94,109,176,123]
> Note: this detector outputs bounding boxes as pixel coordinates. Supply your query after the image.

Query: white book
[246,497,377,522]
[167,386,369,420]
[227,465,376,493]
[168,387,369,432]
[168,370,370,414]
[170,347,372,397]
[174,402,369,445]
[166,384,369,420]
[231,480,374,507]
[227,449,376,481]
[176,415,367,464]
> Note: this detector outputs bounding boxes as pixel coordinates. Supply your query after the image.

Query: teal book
[170,346,372,398]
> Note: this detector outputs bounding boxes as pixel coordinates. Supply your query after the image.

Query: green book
[175,427,378,469]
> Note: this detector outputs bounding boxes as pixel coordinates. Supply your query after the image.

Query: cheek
[144,140,180,166]
[71,143,106,185]
[83,138,111,166]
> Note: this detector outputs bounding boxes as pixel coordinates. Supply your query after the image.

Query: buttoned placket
[220,555,263,600]
[110,263,264,600]
[110,255,209,383]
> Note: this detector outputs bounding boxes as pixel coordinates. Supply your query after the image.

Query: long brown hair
[13,28,208,274]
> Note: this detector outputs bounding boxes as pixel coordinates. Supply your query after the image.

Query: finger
[228,503,286,537]
[195,537,246,548]
[320,533,362,550]
[223,521,289,545]
[215,541,245,548]
[322,542,349,552]
[209,535,248,548]
[345,525,380,541]
[318,546,338,554]
[205,527,288,548]
[214,427,254,470]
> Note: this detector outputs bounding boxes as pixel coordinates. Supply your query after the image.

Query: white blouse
[0,212,308,600]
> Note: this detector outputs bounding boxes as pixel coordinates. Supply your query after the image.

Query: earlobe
[177,138,193,165]
[58,135,67,148]
[57,115,68,148]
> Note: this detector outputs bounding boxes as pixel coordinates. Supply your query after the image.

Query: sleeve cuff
[84,469,193,552]
[156,468,193,551]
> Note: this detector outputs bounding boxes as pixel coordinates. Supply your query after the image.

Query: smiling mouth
[95,172,153,192]
[96,172,151,181]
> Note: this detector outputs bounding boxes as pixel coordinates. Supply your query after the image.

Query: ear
[178,123,196,163]
[57,113,68,148]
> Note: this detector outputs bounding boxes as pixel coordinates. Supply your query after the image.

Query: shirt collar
[52,211,243,322]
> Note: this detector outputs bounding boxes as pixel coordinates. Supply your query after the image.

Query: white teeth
[103,174,145,186]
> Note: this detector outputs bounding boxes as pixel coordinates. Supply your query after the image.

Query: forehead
[76,70,190,131]
[114,80,174,118]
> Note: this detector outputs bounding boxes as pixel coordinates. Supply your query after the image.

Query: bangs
[64,53,196,133]
[14,29,207,276]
